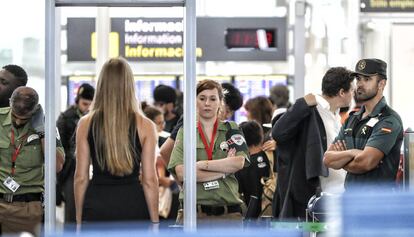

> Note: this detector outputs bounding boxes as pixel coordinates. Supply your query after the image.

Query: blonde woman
[74,58,159,225]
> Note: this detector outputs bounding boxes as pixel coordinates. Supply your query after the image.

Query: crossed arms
[173,148,245,183]
[323,140,384,174]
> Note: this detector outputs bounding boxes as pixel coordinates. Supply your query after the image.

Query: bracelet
[205,160,209,170]
[151,221,160,224]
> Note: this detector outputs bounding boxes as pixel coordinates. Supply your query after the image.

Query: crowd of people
[0,57,404,235]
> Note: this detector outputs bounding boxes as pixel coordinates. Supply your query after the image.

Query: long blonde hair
[89,57,140,176]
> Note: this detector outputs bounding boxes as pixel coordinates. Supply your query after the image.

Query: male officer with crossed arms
[324,59,403,189]
[0,87,65,235]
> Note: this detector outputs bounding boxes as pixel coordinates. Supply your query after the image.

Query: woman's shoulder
[78,113,93,128]
[135,112,156,133]
[76,114,93,140]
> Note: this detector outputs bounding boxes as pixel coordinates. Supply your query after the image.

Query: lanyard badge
[3,177,20,192]
[10,129,28,176]
[197,119,218,161]
[198,120,221,191]
[4,129,28,192]
[203,180,220,191]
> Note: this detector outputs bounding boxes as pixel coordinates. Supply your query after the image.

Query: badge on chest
[366,117,379,127]
[361,117,379,136]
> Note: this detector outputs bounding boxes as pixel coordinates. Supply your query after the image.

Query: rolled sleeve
[167,128,184,176]
[237,150,250,167]
[333,126,345,143]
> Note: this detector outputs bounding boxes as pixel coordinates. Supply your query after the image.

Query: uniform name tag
[3,176,20,192]
[203,180,219,191]
[366,117,379,127]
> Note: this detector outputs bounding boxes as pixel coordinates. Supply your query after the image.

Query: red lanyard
[10,129,28,176]
[197,119,218,161]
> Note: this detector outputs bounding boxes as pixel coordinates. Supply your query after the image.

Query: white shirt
[272,107,287,120]
[315,95,346,194]
[262,108,288,131]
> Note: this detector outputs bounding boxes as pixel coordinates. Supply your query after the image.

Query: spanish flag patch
[381,127,392,133]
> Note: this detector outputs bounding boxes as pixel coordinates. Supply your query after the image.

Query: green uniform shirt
[0,107,64,194]
[168,121,249,206]
[335,97,403,188]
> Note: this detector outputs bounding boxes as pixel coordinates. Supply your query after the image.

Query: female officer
[168,79,249,224]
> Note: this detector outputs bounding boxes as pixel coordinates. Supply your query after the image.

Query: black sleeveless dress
[82,122,150,222]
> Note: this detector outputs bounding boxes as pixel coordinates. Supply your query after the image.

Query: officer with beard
[324,58,403,189]
[56,83,95,223]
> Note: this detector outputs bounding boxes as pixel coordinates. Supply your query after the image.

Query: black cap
[77,83,95,101]
[221,82,243,111]
[351,58,387,79]
[153,85,176,104]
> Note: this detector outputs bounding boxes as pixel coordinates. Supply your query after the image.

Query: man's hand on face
[30,105,45,136]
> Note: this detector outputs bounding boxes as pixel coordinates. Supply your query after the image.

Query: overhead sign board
[67,17,287,62]
[360,0,414,12]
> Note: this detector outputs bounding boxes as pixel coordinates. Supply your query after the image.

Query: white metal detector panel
[391,24,414,130]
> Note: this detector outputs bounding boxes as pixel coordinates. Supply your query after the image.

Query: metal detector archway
[45,0,197,233]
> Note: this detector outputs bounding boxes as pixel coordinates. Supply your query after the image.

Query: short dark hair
[2,64,28,86]
[239,120,263,147]
[221,82,243,112]
[322,67,354,97]
[269,85,290,108]
[153,85,177,104]
[10,86,39,116]
[76,83,95,103]
[376,74,386,82]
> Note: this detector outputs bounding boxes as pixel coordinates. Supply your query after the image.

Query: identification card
[366,117,379,127]
[203,180,220,191]
[3,176,20,193]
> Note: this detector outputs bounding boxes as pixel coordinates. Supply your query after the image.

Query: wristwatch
[38,131,45,139]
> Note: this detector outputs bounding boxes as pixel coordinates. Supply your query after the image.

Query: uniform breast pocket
[0,139,10,165]
[0,139,9,149]
[18,138,43,168]
[343,129,354,149]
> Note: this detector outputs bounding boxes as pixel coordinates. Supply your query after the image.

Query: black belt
[0,193,42,203]
[197,204,241,216]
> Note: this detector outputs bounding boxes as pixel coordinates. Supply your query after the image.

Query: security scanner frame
[45,0,197,234]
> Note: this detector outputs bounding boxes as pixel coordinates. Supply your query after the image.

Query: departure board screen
[225,29,276,50]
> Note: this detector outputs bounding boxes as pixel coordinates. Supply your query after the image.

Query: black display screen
[225,29,276,50]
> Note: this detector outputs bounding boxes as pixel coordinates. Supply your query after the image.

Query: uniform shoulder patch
[381,127,392,133]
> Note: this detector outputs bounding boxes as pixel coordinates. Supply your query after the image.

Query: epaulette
[0,107,10,115]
